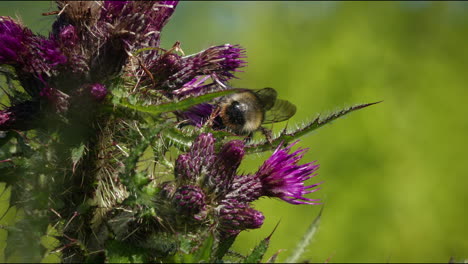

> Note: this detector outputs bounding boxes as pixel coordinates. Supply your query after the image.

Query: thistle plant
[0,1,378,263]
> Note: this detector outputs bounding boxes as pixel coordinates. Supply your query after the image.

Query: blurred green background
[1,1,468,263]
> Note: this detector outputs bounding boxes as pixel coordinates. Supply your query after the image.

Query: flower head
[148,44,246,93]
[217,199,264,236]
[89,83,108,101]
[255,142,321,205]
[174,185,208,221]
[0,17,32,64]
[0,17,66,76]
[174,133,245,197]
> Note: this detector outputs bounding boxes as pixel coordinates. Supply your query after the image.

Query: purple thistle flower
[0,17,67,76]
[174,133,245,198]
[31,37,67,70]
[175,133,216,183]
[99,1,179,49]
[171,76,220,99]
[89,83,108,101]
[173,185,208,221]
[216,199,264,236]
[255,142,321,205]
[0,17,33,65]
[55,25,88,74]
[184,44,246,80]
[209,139,245,195]
[177,103,214,128]
[58,25,79,47]
[153,44,246,92]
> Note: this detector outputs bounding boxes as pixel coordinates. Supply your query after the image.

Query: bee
[212,87,297,141]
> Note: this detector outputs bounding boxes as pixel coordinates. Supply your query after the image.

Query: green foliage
[285,208,322,263]
[243,234,271,263]
[246,102,380,153]
[106,240,147,263]
[115,89,237,115]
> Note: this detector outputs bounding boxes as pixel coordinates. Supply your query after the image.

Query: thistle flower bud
[173,185,207,221]
[89,83,107,101]
[217,199,264,236]
[209,140,245,195]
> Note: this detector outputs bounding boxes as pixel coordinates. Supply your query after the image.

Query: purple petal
[255,141,321,205]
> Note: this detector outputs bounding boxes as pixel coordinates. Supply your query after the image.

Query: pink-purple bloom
[89,83,108,101]
[0,17,31,64]
[256,142,321,205]
[173,133,320,235]
[1,1,249,132]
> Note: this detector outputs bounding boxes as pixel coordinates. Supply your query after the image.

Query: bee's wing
[254,87,277,111]
[263,99,297,124]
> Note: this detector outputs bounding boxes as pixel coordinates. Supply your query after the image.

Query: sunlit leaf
[285,207,323,263]
[246,102,382,153]
[40,225,60,250]
[0,206,15,227]
[40,252,61,263]
[0,184,11,222]
[71,143,85,173]
[193,234,214,262]
[116,89,237,115]
[174,233,215,263]
[243,237,270,263]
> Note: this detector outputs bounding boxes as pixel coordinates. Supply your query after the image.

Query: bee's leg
[259,127,273,144]
[244,133,254,143]
[206,107,221,128]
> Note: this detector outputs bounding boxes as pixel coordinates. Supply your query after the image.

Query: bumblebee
[213,87,297,140]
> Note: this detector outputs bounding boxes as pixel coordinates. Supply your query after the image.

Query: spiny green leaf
[116,89,237,115]
[243,222,280,263]
[285,207,323,263]
[243,237,270,263]
[171,233,214,263]
[193,234,214,262]
[213,235,236,262]
[246,101,381,153]
[162,127,194,152]
[71,143,85,173]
